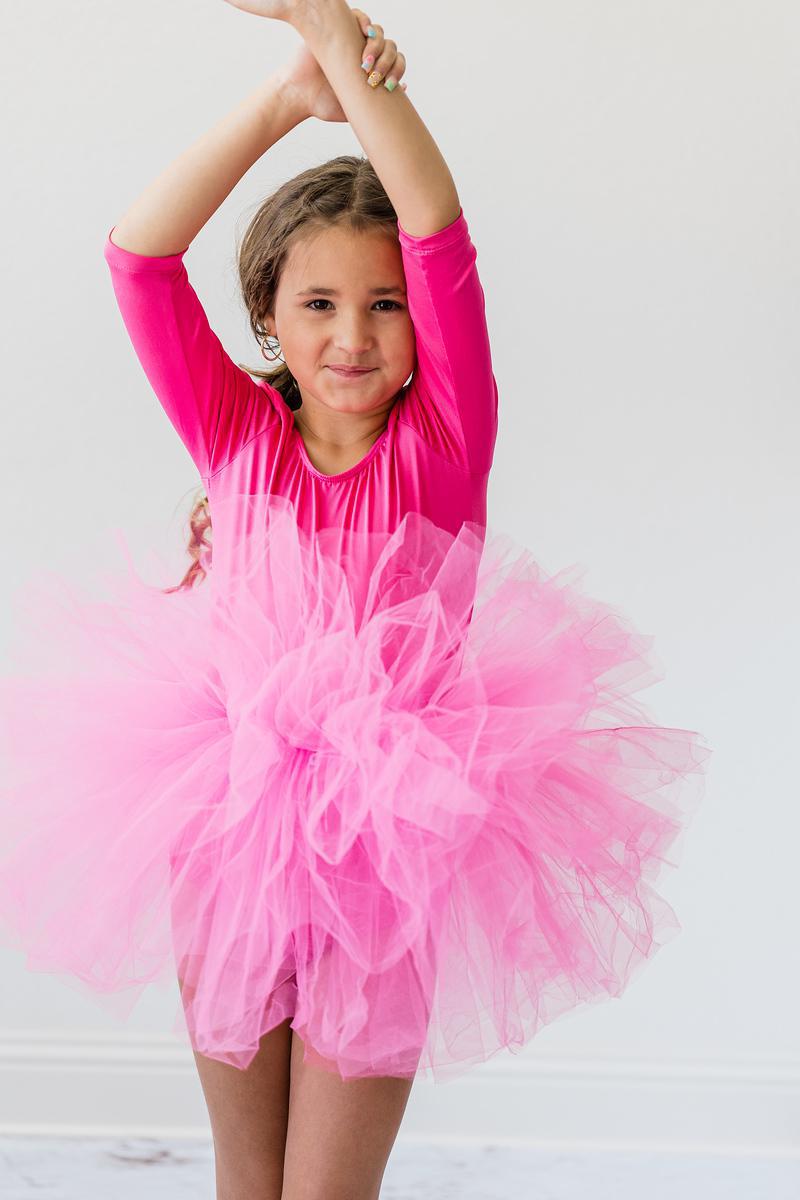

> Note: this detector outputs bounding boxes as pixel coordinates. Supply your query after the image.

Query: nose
[332,313,376,354]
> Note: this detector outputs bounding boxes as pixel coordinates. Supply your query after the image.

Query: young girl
[0,2,712,1196]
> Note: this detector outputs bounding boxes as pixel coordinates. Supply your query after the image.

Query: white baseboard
[0,1030,798,1156]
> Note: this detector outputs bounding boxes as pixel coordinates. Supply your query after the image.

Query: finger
[355,19,407,94]
[371,38,400,77]
[349,8,372,40]
[365,34,400,88]
[381,51,406,93]
[350,8,371,29]
[361,21,385,75]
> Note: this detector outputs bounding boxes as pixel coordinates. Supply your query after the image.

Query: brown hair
[163,154,399,594]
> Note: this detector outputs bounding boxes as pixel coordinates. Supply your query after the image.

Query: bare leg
[280,1030,415,1200]
[189,1016,293,1200]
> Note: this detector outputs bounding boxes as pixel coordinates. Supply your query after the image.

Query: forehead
[283,223,403,283]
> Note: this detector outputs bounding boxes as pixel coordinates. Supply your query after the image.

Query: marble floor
[0,1137,798,1199]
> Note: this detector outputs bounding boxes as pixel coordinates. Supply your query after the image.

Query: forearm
[293,0,460,237]
[110,71,307,257]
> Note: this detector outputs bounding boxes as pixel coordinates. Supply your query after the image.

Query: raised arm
[248,0,493,471]
[105,70,311,477]
[287,0,461,238]
[109,72,307,257]
[285,1,496,471]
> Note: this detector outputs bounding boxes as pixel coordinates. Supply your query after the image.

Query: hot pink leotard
[103,206,498,542]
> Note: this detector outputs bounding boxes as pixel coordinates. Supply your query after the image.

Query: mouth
[326,366,375,379]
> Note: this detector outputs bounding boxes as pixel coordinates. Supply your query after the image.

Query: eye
[305,299,403,312]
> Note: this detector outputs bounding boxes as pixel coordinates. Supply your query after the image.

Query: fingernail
[367,70,384,88]
[384,77,397,92]
[366,26,376,37]
[361,54,375,71]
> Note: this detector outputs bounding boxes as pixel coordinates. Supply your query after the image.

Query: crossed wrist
[288,0,350,36]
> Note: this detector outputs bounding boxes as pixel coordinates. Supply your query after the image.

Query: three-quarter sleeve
[103,227,278,479]
[397,207,499,474]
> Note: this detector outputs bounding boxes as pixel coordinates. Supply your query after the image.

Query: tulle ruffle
[0,492,711,1081]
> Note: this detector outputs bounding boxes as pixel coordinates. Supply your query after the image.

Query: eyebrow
[295,286,407,297]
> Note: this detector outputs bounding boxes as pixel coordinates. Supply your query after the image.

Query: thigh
[191,1016,293,1200]
[281,1031,415,1200]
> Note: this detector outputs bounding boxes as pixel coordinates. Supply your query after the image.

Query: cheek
[378,330,414,379]
[387,317,415,353]
[398,326,417,370]
[283,327,318,363]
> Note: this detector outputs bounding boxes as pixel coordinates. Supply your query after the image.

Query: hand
[280,40,349,122]
[278,8,408,124]
[349,13,408,94]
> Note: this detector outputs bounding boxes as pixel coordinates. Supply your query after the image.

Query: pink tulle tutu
[0,492,711,1082]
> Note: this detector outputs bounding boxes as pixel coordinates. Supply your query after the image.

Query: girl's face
[267,224,416,416]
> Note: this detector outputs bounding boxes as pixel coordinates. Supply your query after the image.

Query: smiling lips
[327,365,375,378]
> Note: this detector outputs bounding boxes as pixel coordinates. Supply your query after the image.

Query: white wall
[1,0,798,1152]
